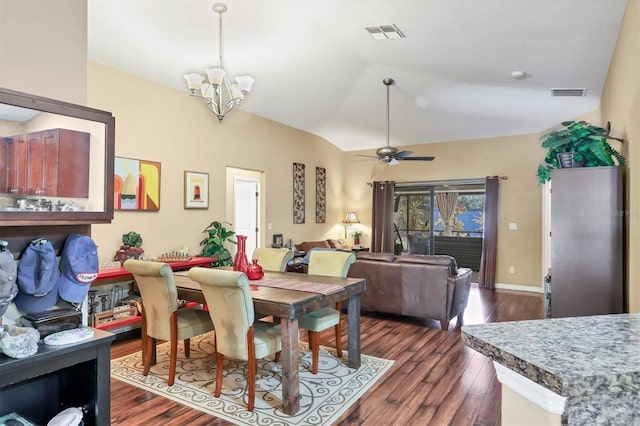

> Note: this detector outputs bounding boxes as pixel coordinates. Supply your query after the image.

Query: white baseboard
[494,283,544,294]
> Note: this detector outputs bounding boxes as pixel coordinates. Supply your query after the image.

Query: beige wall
[345,133,544,289]
[88,62,346,263]
[601,0,640,312]
[0,0,87,105]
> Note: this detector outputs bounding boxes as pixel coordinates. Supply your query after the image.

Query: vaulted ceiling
[88,0,628,152]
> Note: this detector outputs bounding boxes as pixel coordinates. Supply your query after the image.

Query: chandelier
[184,2,255,122]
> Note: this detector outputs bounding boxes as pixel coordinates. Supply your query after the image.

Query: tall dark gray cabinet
[550,166,623,318]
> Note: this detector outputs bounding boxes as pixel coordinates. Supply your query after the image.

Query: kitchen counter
[462,314,640,425]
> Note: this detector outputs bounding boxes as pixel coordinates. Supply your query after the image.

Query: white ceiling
[87,0,628,152]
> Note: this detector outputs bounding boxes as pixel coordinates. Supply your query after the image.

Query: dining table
[171,269,366,415]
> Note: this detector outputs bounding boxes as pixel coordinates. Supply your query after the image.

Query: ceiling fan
[359,78,435,166]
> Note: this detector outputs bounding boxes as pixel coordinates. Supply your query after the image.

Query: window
[393,182,484,270]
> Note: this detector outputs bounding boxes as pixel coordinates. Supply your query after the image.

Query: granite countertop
[462,313,640,424]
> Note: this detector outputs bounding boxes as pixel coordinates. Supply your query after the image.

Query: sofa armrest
[448,267,472,324]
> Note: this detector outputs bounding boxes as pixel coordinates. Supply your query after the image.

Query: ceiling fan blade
[393,150,414,158]
[398,156,435,161]
[356,154,379,159]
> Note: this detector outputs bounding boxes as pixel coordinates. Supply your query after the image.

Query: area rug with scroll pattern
[111,332,393,425]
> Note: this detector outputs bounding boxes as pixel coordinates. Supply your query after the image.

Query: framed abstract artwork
[293,162,305,224]
[184,171,209,209]
[316,167,326,223]
[114,157,161,211]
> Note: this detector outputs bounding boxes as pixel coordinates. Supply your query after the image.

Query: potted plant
[537,120,625,183]
[114,231,144,264]
[199,221,236,267]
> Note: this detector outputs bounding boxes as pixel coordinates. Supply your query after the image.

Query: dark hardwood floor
[110,285,544,425]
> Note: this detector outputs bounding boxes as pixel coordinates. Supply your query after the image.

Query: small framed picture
[184,171,209,209]
[272,234,284,248]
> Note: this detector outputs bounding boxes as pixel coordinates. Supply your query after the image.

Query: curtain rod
[367,176,507,187]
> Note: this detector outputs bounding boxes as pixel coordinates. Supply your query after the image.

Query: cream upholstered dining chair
[298,250,356,374]
[251,247,294,272]
[188,267,282,411]
[123,259,214,386]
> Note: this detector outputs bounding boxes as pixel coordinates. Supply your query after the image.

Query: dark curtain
[371,181,395,253]
[479,176,500,289]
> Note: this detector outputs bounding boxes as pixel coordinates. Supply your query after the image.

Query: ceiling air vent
[550,88,588,97]
[365,24,405,40]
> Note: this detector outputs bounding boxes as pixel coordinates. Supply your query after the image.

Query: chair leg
[215,351,224,398]
[274,351,281,363]
[308,330,320,374]
[184,338,191,358]
[247,326,256,411]
[334,323,342,357]
[168,312,178,386]
[143,336,154,376]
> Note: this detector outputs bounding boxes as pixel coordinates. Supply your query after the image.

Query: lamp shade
[235,75,255,93]
[342,212,360,224]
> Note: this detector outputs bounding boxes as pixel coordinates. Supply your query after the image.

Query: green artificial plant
[122,231,143,248]
[199,221,236,267]
[537,120,625,184]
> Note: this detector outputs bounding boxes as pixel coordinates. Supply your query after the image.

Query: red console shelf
[96,256,218,281]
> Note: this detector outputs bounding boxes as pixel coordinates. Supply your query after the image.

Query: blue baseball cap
[58,235,99,304]
[15,240,60,314]
[0,247,18,316]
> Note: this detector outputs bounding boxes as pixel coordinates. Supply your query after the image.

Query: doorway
[226,167,264,260]
[234,177,259,258]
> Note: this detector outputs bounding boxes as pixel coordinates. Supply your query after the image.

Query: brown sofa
[347,252,472,330]
[295,239,351,252]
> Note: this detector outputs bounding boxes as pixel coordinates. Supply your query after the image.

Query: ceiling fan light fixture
[355,77,435,165]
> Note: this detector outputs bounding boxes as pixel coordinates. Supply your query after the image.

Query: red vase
[233,235,250,273]
[247,259,264,280]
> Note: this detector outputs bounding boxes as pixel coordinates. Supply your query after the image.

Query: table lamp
[342,211,360,238]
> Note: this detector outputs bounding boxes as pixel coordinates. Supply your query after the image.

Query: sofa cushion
[297,240,331,252]
[355,252,396,263]
[395,254,458,274]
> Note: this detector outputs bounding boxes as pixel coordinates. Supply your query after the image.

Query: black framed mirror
[0,87,114,225]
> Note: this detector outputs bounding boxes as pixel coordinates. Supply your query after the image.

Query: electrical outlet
[509,223,518,230]
[267,223,272,230]
[509,266,515,274]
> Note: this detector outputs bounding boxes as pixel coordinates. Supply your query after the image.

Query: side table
[351,247,369,253]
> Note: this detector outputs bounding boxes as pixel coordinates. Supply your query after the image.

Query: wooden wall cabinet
[550,166,624,318]
[5,134,28,195]
[27,128,90,198]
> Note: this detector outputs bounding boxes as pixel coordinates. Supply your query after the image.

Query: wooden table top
[173,270,365,319]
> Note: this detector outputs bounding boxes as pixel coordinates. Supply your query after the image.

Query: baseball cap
[0,243,18,316]
[58,234,99,303]
[15,239,60,314]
